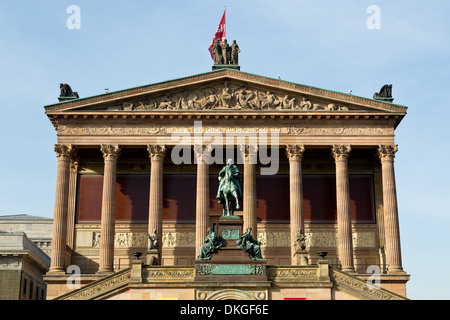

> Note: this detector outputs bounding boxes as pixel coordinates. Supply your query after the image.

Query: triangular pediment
[45,69,407,115]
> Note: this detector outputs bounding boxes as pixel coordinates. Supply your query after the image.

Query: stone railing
[142,266,195,283]
[266,265,319,282]
[54,267,131,300]
[329,268,408,300]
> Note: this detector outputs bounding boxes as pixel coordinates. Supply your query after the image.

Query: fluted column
[97,144,121,274]
[332,145,355,272]
[66,156,79,250]
[286,145,305,265]
[147,145,166,263]
[378,145,404,274]
[194,145,211,257]
[48,144,74,274]
[240,145,258,234]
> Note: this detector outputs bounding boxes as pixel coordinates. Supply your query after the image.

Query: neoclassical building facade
[43,68,409,300]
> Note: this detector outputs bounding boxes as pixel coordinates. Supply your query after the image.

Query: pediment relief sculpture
[109,81,354,112]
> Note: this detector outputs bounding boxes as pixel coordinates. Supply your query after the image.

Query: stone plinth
[194,261,267,282]
[216,215,242,248]
[194,215,267,282]
[212,64,240,71]
[146,249,158,265]
[295,250,309,266]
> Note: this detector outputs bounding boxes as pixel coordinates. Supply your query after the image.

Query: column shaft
[49,145,73,273]
[98,145,120,274]
[378,145,403,274]
[332,145,354,272]
[195,145,210,258]
[286,145,305,265]
[241,145,258,235]
[147,145,166,262]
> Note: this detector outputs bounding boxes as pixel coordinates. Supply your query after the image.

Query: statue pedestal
[58,96,78,102]
[216,215,242,247]
[194,215,267,282]
[212,64,240,71]
[146,249,159,265]
[295,250,309,266]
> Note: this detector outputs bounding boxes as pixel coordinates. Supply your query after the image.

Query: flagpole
[224,6,226,39]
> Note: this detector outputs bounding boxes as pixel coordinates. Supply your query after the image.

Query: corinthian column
[194,145,211,258]
[48,144,74,274]
[147,145,166,263]
[378,145,404,274]
[332,145,355,273]
[240,145,258,235]
[97,144,121,274]
[286,145,305,265]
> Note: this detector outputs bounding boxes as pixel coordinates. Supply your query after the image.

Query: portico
[44,68,408,299]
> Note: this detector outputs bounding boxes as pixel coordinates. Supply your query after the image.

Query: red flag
[208,9,226,60]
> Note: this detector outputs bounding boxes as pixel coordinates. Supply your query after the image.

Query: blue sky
[1,1,449,300]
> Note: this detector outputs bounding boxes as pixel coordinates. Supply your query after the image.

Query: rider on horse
[216,159,242,213]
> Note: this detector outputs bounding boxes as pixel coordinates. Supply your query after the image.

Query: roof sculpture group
[212,39,240,65]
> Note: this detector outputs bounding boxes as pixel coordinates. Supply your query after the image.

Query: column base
[47,268,66,275]
[341,267,356,274]
[96,268,114,275]
[387,267,406,274]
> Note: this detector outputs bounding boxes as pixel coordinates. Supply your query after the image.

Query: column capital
[69,156,80,172]
[54,144,75,160]
[100,144,121,161]
[331,145,351,161]
[286,145,305,162]
[239,144,258,163]
[147,144,167,162]
[377,145,398,161]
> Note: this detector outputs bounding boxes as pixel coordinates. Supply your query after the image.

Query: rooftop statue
[59,83,79,99]
[213,39,240,66]
[230,40,241,65]
[212,39,223,65]
[216,159,242,217]
[373,84,393,102]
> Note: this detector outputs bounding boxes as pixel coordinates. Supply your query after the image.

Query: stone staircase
[53,267,132,300]
[53,262,408,300]
[329,268,408,300]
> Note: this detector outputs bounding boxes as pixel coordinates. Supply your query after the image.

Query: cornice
[48,112,403,131]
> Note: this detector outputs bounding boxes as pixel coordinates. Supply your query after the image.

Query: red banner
[208,10,226,59]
